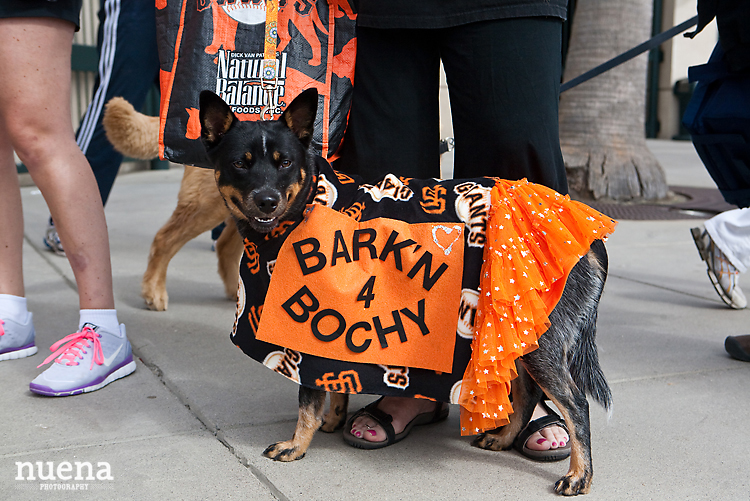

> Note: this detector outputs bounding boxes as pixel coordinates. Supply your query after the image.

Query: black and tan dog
[195,88,613,496]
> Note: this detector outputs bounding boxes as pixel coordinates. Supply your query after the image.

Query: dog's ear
[199,90,237,148]
[280,88,318,148]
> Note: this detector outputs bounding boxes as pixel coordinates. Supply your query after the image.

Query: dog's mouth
[249,213,283,233]
[253,216,278,228]
[246,190,296,232]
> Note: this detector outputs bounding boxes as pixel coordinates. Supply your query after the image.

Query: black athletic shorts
[0,0,83,31]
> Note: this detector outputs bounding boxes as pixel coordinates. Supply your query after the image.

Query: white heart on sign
[432,225,463,256]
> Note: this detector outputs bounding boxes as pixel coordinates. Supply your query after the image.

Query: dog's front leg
[263,386,326,461]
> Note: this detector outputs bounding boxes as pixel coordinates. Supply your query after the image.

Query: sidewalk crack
[134,348,290,501]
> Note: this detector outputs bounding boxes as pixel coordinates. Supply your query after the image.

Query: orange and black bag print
[156,0,356,167]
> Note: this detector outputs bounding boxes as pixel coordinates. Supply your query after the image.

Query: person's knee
[8,119,69,169]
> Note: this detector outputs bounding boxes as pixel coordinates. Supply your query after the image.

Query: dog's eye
[232,160,244,169]
[280,159,292,168]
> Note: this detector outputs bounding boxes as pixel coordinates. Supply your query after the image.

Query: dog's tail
[570,310,613,414]
[102,97,160,160]
[570,240,613,414]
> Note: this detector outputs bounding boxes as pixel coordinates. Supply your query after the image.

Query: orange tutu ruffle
[459,179,617,436]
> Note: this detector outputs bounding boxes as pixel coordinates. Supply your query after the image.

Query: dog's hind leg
[264,386,327,461]
[472,364,543,451]
[523,348,594,496]
[320,392,349,432]
[142,167,228,311]
[215,216,243,301]
[542,384,593,495]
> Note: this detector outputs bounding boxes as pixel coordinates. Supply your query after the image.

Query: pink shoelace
[0,319,5,336]
[37,326,104,369]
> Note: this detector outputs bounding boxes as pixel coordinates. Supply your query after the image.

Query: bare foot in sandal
[524,403,569,452]
[347,396,447,445]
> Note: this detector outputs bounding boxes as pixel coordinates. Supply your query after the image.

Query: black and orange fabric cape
[230,161,616,435]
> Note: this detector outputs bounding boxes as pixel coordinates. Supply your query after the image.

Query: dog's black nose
[255,193,279,214]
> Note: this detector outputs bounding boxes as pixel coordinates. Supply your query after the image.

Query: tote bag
[156,0,356,167]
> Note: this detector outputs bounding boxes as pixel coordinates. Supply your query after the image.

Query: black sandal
[513,402,571,462]
[343,397,449,450]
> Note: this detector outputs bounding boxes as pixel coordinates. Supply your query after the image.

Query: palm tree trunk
[559,0,668,201]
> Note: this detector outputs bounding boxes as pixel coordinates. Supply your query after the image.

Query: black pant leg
[75,0,161,205]
[441,17,568,193]
[334,27,442,182]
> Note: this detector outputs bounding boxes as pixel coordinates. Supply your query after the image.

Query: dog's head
[199,89,318,233]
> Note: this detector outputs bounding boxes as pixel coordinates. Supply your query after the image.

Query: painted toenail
[536,438,546,444]
[552,442,557,447]
[367,430,377,436]
[355,431,362,438]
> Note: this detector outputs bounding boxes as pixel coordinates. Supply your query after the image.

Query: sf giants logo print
[265,220,296,241]
[360,175,413,203]
[313,173,338,207]
[378,365,409,389]
[335,171,356,185]
[454,182,491,248]
[341,202,364,222]
[232,275,247,337]
[263,348,302,383]
[248,305,263,335]
[457,289,479,340]
[243,239,261,274]
[420,185,447,214]
[315,370,362,393]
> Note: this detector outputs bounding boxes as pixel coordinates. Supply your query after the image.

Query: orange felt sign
[255,205,465,372]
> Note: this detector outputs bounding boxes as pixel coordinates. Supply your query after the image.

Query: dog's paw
[554,470,592,496]
[142,287,168,311]
[262,441,307,462]
[472,432,514,451]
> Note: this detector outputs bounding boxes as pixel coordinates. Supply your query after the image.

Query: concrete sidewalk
[2,140,748,500]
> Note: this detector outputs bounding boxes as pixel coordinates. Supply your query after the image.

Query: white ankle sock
[79,309,121,336]
[0,294,30,323]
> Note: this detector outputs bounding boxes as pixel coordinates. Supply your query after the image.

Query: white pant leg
[704,207,750,273]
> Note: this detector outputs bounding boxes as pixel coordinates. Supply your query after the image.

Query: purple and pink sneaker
[0,314,38,361]
[30,323,136,397]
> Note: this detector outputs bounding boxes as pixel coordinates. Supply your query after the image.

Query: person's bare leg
[0,18,114,310]
[0,131,25,298]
